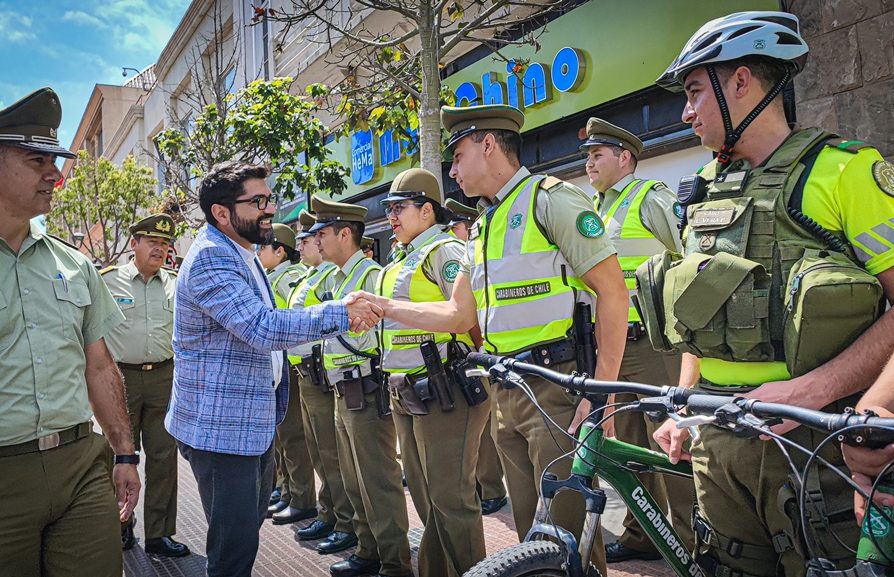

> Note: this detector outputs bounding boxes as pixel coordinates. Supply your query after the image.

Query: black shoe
[272,506,317,525]
[481,495,508,515]
[270,486,282,505]
[317,531,359,554]
[267,499,289,518]
[329,554,380,577]
[605,540,662,563]
[297,519,335,540]
[121,519,136,551]
[145,536,191,558]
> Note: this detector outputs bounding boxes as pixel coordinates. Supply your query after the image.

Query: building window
[249,0,272,80]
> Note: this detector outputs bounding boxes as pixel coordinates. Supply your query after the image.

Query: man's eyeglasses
[228,194,279,211]
[384,201,424,218]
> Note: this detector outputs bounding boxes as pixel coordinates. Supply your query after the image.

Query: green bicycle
[463,353,894,577]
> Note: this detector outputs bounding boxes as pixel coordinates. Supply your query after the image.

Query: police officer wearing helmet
[363,104,629,575]
[377,168,490,577]
[646,11,894,577]
[311,196,412,577]
[287,210,357,550]
[257,223,319,525]
[580,119,695,563]
[102,214,188,557]
[441,198,508,514]
[0,88,140,575]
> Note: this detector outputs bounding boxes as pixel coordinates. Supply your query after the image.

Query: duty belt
[0,422,92,458]
[118,357,174,372]
[515,338,575,368]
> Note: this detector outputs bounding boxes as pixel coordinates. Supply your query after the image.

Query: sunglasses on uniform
[384,200,425,217]
[226,194,280,211]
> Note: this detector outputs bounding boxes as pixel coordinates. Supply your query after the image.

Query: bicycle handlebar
[468,352,894,448]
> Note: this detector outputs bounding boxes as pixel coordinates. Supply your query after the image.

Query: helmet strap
[706,64,791,168]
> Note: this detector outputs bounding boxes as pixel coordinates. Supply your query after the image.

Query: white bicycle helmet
[657,11,808,91]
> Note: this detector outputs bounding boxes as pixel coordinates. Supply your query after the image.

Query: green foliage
[154,77,348,210]
[48,151,159,266]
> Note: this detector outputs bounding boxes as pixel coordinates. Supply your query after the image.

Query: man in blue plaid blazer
[165,161,381,577]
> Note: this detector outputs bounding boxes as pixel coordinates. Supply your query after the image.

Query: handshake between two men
[343,291,386,333]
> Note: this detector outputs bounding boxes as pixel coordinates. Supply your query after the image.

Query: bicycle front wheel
[464,541,598,577]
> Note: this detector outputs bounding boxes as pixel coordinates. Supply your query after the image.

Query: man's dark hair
[470,130,522,165]
[607,145,638,170]
[332,221,364,247]
[199,160,271,226]
[714,56,789,97]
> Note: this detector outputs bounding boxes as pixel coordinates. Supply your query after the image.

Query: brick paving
[123,453,676,577]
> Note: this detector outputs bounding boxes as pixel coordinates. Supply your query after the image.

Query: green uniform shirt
[598,173,683,252]
[402,224,465,299]
[461,167,617,276]
[268,260,308,305]
[0,223,125,445]
[101,260,177,364]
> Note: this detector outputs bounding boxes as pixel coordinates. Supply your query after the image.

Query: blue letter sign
[351,129,375,185]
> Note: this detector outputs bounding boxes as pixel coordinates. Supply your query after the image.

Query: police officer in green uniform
[101,214,189,557]
[580,118,695,562]
[377,168,490,577]
[442,197,508,515]
[258,223,319,525]
[366,105,630,576]
[288,210,358,551]
[361,236,376,260]
[646,12,894,577]
[0,87,141,576]
[311,196,412,577]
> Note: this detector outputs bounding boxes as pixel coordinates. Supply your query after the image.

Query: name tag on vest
[691,208,736,228]
[391,334,435,345]
[495,281,551,301]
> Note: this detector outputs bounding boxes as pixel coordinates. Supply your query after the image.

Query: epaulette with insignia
[161,267,178,276]
[99,265,118,275]
[826,138,869,154]
[540,176,563,191]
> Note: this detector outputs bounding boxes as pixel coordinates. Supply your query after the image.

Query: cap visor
[15,141,77,159]
[307,221,332,234]
[295,231,313,239]
[380,192,425,205]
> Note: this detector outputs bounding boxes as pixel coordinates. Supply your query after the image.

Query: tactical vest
[322,258,381,379]
[469,174,596,355]
[285,262,337,364]
[649,128,882,386]
[378,233,474,375]
[597,178,668,323]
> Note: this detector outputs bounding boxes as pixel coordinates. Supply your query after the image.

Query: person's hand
[568,398,594,436]
[653,417,691,464]
[344,291,384,333]
[741,375,825,436]
[113,464,141,522]
[842,406,894,524]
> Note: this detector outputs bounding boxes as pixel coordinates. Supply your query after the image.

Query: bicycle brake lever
[668,412,703,444]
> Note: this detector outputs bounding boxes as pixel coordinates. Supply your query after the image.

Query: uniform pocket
[54,278,92,343]
[0,291,12,350]
[687,196,754,256]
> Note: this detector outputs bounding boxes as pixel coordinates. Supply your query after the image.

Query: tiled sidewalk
[123,453,676,577]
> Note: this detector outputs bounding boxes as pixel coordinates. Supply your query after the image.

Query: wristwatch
[114,454,140,465]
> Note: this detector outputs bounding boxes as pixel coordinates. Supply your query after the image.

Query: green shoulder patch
[576,210,605,238]
[872,160,894,197]
[442,260,460,282]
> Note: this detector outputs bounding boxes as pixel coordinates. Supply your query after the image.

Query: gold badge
[873,161,894,197]
[156,220,172,233]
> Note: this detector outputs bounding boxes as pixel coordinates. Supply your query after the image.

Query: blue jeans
[178,442,274,577]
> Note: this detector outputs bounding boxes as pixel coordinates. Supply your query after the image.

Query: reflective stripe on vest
[597,179,668,322]
[285,262,338,364]
[470,174,595,355]
[322,258,381,374]
[378,233,474,375]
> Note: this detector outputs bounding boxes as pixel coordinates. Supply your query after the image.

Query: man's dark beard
[231,209,273,244]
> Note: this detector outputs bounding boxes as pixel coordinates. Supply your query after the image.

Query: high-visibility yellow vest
[469,174,595,355]
[322,258,381,378]
[270,262,307,309]
[378,232,474,375]
[285,262,337,364]
[596,179,668,323]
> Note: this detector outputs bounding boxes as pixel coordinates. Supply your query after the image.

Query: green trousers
[120,363,179,539]
[0,433,121,577]
[492,359,607,577]
[297,366,354,531]
[692,414,859,577]
[274,366,315,509]
[392,391,490,577]
[612,338,695,553]
[476,413,506,501]
[335,389,411,576]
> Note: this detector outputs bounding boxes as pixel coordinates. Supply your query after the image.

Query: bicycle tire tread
[463,541,592,577]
